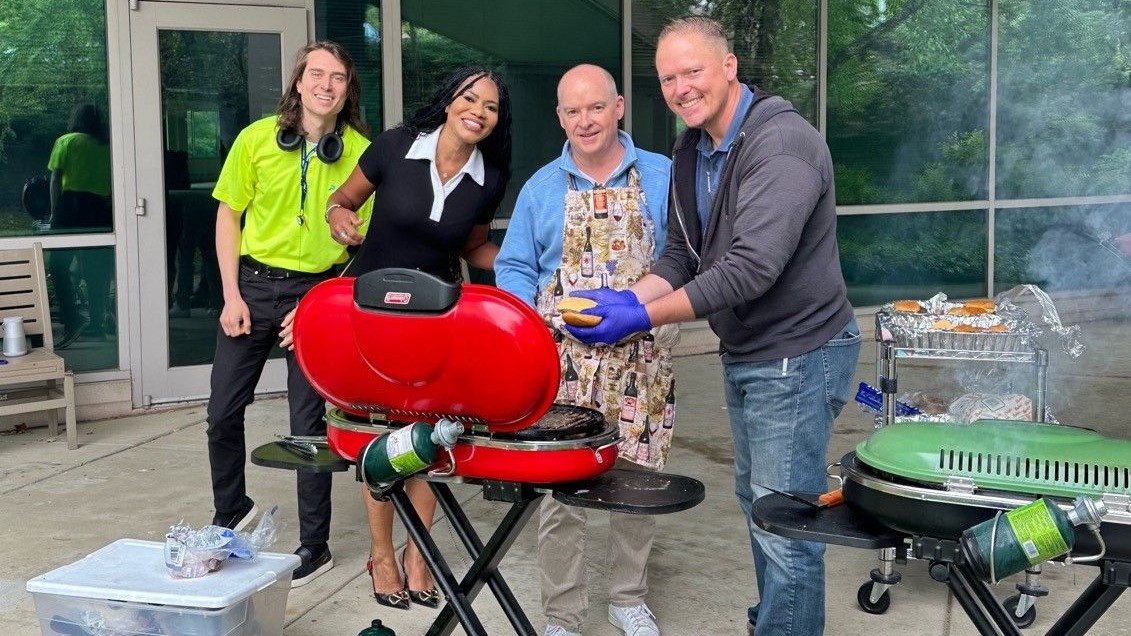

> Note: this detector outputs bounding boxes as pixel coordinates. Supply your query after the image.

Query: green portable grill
[841,419,1131,560]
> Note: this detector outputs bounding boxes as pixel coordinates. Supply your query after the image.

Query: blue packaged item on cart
[855,382,921,416]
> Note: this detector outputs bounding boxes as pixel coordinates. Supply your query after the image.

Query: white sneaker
[608,604,660,636]
[544,625,581,636]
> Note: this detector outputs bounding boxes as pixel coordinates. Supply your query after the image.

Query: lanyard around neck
[297,141,319,226]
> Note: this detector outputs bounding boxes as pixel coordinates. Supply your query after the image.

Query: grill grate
[338,402,486,425]
[938,448,1131,493]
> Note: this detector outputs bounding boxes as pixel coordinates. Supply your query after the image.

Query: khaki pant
[537,459,656,631]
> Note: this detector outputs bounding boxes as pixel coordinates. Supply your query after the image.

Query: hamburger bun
[964,298,996,312]
[558,296,601,327]
[893,300,922,313]
[947,304,992,317]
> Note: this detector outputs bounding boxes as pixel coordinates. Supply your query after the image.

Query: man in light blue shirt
[496,65,674,636]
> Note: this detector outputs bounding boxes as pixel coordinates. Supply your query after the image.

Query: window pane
[316,1,383,130]
[2,0,117,373]
[161,30,284,367]
[996,1,1130,199]
[47,246,118,372]
[995,205,1131,293]
[828,2,990,204]
[400,0,622,218]
[0,0,112,238]
[838,210,988,307]
[631,0,819,155]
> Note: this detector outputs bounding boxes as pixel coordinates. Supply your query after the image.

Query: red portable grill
[293,268,620,482]
[281,268,703,636]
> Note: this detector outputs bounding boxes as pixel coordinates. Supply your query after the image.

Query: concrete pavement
[1,319,1129,635]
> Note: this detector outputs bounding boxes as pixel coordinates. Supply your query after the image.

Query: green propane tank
[960,496,1106,582]
[359,419,463,486]
[357,619,396,636]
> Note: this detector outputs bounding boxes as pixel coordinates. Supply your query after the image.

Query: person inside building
[297,65,512,610]
[48,103,114,348]
[495,64,674,636]
[567,17,862,636]
[206,41,373,588]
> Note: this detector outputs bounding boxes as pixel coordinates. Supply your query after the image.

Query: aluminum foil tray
[880,294,1037,353]
[890,327,1030,352]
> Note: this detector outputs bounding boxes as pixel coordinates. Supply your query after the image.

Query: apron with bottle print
[534,168,679,470]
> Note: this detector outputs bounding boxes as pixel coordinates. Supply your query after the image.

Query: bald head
[557,64,618,106]
[555,64,625,170]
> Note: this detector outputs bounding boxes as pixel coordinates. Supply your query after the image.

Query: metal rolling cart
[860,311,1051,626]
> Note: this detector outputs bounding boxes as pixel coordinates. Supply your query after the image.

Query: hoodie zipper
[673,130,747,274]
[668,169,701,269]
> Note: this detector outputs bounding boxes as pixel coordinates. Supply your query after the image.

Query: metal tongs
[275,434,328,460]
[755,483,844,510]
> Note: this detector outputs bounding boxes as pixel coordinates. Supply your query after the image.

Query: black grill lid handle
[354,268,460,313]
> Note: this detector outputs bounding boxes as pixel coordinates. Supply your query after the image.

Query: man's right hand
[570,287,638,306]
[219,298,252,337]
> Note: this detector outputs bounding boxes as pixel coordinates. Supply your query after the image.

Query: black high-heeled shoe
[408,588,441,608]
[367,555,410,610]
[400,549,441,608]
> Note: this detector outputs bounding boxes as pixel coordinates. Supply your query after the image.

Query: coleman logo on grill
[384,291,411,305]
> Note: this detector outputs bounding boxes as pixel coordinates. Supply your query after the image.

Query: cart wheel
[857,581,891,614]
[1003,594,1036,628]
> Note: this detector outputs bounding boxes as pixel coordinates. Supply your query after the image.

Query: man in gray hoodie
[566,16,860,636]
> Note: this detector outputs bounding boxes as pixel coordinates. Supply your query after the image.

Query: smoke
[1025,218,1131,302]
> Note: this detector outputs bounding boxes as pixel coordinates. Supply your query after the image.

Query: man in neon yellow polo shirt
[207,41,373,588]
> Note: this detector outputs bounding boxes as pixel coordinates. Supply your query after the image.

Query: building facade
[0,0,1127,417]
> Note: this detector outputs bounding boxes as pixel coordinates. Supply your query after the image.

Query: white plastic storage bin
[26,539,300,636]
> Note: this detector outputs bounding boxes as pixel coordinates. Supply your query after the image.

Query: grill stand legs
[939,556,1127,636]
[923,537,1128,636]
[1045,561,1129,636]
[252,444,707,635]
[379,480,541,636]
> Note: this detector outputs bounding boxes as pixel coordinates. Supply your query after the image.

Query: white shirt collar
[405,125,486,222]
[405,125,485,185]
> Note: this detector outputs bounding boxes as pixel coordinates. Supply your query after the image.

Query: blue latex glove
[570,287,638,306]
[564,300,652,345]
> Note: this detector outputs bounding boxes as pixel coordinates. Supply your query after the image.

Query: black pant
[206,264,331,546]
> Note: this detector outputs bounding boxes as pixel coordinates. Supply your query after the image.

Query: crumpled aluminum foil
[880,288,1083,355]
[995,284,1085,358]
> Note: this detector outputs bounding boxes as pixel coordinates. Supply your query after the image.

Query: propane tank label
[1005,500,1070,564]
[386,426,428,475]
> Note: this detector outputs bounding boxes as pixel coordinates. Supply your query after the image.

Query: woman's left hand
[328,206,365,247]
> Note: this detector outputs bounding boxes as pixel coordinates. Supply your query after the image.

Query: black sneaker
[291,544,334,588]
[211,498,258,532]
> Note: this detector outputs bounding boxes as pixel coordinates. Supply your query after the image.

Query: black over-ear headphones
[276,126,343,163]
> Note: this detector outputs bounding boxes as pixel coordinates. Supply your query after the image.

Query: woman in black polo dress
[321,66,512,609]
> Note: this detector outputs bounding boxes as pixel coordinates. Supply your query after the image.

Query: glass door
[130,2,306,403]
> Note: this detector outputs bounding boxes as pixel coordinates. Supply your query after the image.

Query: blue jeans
[723,317,860,636]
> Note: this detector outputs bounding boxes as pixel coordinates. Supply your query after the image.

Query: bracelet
[324,203,344,222]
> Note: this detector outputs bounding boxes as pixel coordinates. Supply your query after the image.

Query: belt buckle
[263,266,288,280]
